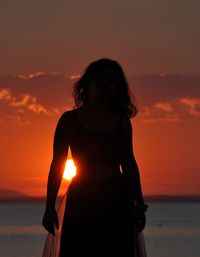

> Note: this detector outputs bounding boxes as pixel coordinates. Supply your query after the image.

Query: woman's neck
[85,100,111,113]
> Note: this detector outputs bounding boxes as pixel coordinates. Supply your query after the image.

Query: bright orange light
[63,159,76,181]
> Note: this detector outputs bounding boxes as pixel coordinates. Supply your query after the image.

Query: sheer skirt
[41,181,147,257]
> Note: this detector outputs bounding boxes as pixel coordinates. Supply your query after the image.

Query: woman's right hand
[42,208,59,236]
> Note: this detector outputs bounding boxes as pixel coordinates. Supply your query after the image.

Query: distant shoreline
[1,194,200,203]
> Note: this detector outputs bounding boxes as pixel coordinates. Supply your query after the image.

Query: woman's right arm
[45,112,70,211]
[42,111,70,235]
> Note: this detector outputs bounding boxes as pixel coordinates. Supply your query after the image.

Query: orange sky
[0,1,200,197]
[0,73,200,196]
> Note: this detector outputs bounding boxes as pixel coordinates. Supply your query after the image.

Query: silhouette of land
[0,188,28,200]
[0,188,200,203]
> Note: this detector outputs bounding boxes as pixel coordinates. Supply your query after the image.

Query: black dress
[42,108,147,257]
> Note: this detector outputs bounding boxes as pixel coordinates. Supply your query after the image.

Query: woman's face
[88,71,116,102]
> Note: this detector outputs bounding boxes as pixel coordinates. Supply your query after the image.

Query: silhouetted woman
[42,58,148,257]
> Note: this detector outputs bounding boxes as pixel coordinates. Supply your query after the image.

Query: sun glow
[63,159,77,181]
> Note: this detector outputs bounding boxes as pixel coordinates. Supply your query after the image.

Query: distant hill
[144,194,200,202]
[0,188,200,203]
[0,188,28,198]
[0,188,30,201]
[0,188,62,203]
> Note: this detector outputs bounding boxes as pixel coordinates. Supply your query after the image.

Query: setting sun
[63,159,77,181]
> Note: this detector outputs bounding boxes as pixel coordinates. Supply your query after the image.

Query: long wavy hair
[72,58,138,118]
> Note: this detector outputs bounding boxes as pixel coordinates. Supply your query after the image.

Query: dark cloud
[129,74,200,107]
[127,74,200,122]
[0,72,73,106]
[0,72,75,116]
[0,72,200,123]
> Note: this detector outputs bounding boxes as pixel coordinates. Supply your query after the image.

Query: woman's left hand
[135,208,146,233]
[136,204,148,233]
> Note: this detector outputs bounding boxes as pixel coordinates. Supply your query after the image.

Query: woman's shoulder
[58,109,75,120]
[55,109,75,128]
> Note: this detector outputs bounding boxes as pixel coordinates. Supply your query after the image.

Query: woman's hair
[72,58,138,118]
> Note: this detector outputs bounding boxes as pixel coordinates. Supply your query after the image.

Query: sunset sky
[0,1,199,197]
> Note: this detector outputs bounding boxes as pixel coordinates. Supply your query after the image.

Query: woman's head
[72,58,138,118]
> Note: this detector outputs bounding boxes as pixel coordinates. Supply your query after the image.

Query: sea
[0,201,200,257]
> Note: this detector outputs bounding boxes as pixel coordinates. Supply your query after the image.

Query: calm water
[0,201,200,257]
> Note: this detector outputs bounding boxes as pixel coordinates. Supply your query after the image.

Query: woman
[42,58,148,257]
